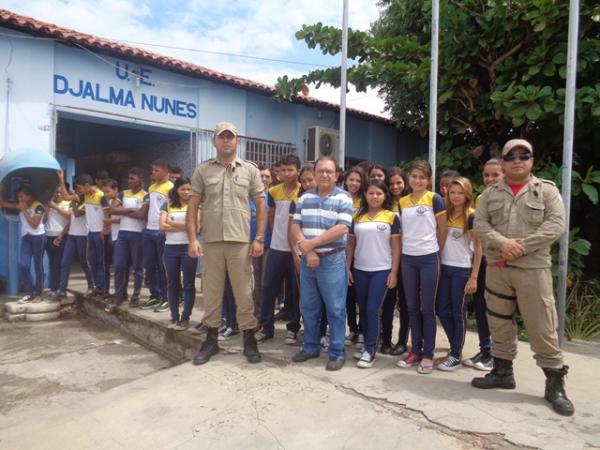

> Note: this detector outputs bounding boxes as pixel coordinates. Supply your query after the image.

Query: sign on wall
[53,45,199,128]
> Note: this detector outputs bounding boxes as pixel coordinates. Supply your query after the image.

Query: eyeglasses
[503,153,532,162]
[316,170,335,176]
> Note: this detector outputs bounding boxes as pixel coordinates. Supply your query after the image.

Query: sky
[0,0,390,117]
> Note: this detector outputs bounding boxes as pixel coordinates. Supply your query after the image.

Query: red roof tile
[0,8,393,125]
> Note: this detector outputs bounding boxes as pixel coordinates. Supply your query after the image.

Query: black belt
[316,247,344,257]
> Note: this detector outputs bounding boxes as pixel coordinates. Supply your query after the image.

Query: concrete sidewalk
[0,320,598,450]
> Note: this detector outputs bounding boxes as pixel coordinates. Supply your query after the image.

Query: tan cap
[502,139,533,156]
[214,122,238,136]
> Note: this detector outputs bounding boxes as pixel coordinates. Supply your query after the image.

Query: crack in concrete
[251,397,285,450]
[0,341,124,365]
[334,384,540,450]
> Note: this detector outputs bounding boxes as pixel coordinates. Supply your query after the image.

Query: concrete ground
[1,273,599,449]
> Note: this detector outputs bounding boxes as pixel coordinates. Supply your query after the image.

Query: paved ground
[1,273,599,449]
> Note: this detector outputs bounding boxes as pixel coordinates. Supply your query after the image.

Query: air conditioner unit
[305,126,340,166]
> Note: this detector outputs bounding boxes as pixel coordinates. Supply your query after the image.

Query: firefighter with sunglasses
[472,139,574,416]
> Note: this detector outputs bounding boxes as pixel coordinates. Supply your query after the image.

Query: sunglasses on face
[503,152,532,162]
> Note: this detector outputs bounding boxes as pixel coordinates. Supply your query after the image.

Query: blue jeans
[19,234,46,297]
[436,264,470,359]
[401,253,440,360]
[143,229,167,300]
[300,250,347,359]
[45,234,65,292]
[473,258,492,356]
[260,249,300,336]
[87,231,106,292]
[222,274,237,329]
[113,231,143,300]
[59,235,93,293]
[353,268,390,355]
[163,244,198,322]
[381,267,409,346]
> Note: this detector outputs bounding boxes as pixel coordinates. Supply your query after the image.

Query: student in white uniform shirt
[436,177,482,371]
[159,177,199,331]
[44,187,72,297]
[0,185,46,303]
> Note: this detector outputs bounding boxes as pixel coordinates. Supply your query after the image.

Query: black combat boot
[193,327,219,365]
[471,357,516,389]
[243,329,262,364]
[543,366,575,416]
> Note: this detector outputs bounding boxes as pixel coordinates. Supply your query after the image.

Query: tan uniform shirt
[474,175,565,269]
[190,156,265,243]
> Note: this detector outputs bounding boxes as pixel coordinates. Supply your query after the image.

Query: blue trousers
[260,249,300,336]
[381,267,409,346]
[45,234,65,292]
[103,237,113,295]
[163,244,198,322]
[59,235,93,293]
[113,231,143,300]
[353,268,390,355]
[222,274,237,329]
[87,232,106,292]
[401,253,440,360]
[143,229,167,300]
[19,234,46,297]
[436,264,470,359]
[300,251,347,359]
[473,258,492,356]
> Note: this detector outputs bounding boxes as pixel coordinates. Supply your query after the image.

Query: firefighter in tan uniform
[186,122,267,365]
[472,139,574,416]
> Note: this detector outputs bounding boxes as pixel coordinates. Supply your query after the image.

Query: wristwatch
[254,235,265,243]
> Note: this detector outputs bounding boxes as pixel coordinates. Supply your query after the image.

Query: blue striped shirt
[292,187,353,253]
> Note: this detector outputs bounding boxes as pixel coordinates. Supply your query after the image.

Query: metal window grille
[195,130,295,167]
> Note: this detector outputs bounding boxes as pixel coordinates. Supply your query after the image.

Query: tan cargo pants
[485,265,563,369]
[202,241,256,331]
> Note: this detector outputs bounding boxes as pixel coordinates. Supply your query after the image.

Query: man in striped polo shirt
[289,156,354,371]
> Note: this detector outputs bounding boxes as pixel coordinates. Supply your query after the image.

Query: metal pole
[339,0,349,170]
[428,0,439,183]
[557,0,580,347]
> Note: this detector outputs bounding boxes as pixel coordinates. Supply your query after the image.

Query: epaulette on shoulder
[541,179,556,186]
[243,159,258,168]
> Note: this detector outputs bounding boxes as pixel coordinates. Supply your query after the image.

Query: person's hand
[298,239,315,254]
[250,240,264,257]
[347,269,354,286]
[306,251,320,268]
[57,170,65,183]
[53,236,63,247]
[16,201,28,212]
[500,239,526,261]
[189,240,203,258]
[465,277,477,294]
[386,272,397,289]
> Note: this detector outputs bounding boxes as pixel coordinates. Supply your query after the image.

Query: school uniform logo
[451,229,463,240]
[416,206,427,215]
[376,224,387,232]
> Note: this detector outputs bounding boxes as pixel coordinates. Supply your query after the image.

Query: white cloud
[0,0,389,116]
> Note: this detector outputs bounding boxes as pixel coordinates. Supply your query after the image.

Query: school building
[0,9,424,294]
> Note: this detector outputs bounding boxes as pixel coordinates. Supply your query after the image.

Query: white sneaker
[17,295,33,304]
[437,356,462,371]
[353,350,363,360]
[284,330,297,345]
[357,350,375,368]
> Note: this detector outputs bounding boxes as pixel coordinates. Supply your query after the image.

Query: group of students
[4,151,504,373]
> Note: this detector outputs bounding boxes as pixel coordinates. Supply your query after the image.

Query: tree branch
[491,30,535,68]
[459,85,475,111]
[450,0,481,17]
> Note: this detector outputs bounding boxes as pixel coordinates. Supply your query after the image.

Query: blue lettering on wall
[53,74,197,120]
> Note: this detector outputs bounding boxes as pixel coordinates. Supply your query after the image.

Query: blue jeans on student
[113,231,143,300]
[143,229,167,300]
[20,234,46,297]
[103,237,113,295]
[45,234,65,292]
[473,258,492,356]
[87,231,106,293]
[164,244,198,322]
[381,267,409,346]
[300,250,347,360]
[436,264,470,359]
[59,235,93,294]
[222,274,237,329]
[260,249,300,336]
[353,268,390,355]
[401,252,440,360]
